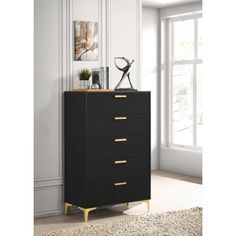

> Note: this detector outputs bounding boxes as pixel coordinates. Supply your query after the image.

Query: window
[164,14,202,150]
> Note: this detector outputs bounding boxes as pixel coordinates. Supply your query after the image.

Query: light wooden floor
[34,170,202,235]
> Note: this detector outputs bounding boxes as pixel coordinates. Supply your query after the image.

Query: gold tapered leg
[126,203,129,207]
[79,207,97,222]
[143,200,150,211]
[64,203,72,215]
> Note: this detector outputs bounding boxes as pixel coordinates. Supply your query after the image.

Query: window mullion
[173,59,202,65]
[164,19,171,147]
[195,18,198,60]
[193,63,197,146]
[169,20,174,147]
[193,18,198,146]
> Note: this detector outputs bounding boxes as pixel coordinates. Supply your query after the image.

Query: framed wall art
[74,21,98,61]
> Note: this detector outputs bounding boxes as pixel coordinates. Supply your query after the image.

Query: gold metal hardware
[114,182,127,186]
[65,203,96,221]
[114,138,127,142]
[64,202,72,215]
[78,207,97,222]
[143,200,150,211]
[114,160,127,164]
[114,116,127,120]
[115,95,127,98]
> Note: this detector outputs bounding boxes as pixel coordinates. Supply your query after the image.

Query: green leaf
[78,69,92,80]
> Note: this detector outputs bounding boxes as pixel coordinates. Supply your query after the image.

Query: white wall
[142,2,202,176]
[142,7,160,170]
[160,1,202,17]
[109,0,141,90]
[159,2,202,177]
[72,0,141,90]
[160,148,202,177]
[34,0,63,217]
[34,0,141,217]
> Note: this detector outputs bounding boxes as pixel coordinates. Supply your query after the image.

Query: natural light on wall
[162,13,202,150]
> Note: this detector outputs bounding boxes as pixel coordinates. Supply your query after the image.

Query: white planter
[78,80,90,89]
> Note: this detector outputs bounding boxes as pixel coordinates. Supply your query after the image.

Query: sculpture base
[114,88,138,92]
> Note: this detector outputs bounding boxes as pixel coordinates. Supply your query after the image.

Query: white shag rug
[41,207,202,236]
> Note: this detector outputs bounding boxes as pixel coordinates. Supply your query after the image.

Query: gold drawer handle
[114,116,127,120]
[114,138,127,142]
[114,182,127,186]
[115,95,127,98]
[114,160,127,164]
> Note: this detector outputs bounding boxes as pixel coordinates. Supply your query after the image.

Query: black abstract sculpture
[114,57,137,91]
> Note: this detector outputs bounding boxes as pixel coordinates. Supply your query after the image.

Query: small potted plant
[77,68,92,89]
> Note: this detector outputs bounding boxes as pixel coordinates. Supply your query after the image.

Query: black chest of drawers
[64,91,151,221]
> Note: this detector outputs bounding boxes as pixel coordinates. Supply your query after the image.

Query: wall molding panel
[35,177,63,189]
[34,0,66,217]
[34,186,63,217]
[34,0,142,217]
[137,0,142,90]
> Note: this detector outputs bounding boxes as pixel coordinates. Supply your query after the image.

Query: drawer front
[88,157,149,182]
[87,92,150,115]
[88,114,150,138]
[87,135,150,160]
[87,178,150,207]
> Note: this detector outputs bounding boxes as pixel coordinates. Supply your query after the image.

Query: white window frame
[163,13,202,151]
